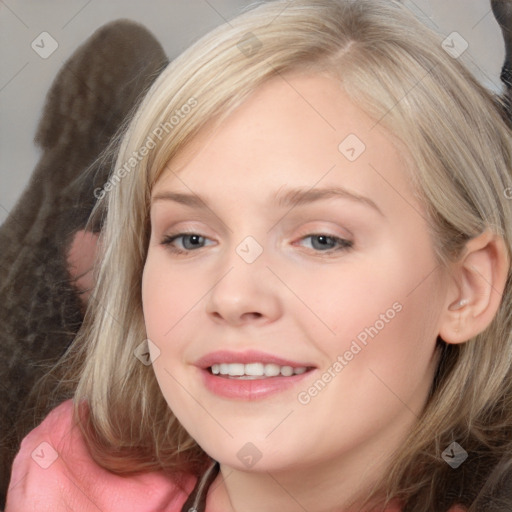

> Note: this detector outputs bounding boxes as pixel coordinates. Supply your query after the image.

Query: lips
[194,350,317,400]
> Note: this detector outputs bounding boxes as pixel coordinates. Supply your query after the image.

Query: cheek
[293,270,441,442]
[294,244,441,382]
[141,253,193,403]
[141,255,168,339]
[142,251,195,340]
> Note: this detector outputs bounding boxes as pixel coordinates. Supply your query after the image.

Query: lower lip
[199,368,315,400]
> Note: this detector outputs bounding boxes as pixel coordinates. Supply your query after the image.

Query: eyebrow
[151,186,384,217]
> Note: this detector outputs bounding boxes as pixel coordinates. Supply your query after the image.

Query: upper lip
[195,350,316,369]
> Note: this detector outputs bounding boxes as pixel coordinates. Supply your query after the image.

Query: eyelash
[160,232,353,256]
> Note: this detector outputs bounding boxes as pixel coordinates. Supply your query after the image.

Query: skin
[66,229,100,311]
[141,72,509,512]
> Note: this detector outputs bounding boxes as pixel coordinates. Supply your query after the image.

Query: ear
[438,229,510,344]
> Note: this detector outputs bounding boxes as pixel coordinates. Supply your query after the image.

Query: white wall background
[0,0,506,221]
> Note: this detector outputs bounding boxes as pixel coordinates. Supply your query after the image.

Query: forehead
[152,72,420,218]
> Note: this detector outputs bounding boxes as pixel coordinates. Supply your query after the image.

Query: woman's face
[142,72,448,476]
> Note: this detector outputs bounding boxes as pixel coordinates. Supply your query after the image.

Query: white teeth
[210,362,308,377]
[264,363,281,377]
[228,363,245,376]
[280,366,293,377]
[245,362,264,376]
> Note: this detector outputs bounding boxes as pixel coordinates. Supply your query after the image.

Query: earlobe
[438,229,510,345]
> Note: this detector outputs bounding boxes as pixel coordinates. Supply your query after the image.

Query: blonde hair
[39,0,512,509]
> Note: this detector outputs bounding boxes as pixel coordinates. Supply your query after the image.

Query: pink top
[5,400,195,511]
[5,399,467,512]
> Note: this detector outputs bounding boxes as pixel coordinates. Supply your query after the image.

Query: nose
[204,247,283,327]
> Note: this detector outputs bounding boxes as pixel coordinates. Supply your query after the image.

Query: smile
[210,362,309,378]
[195,350,316,399]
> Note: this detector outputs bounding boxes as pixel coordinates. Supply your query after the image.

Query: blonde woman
[5,0,512,511]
